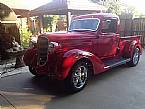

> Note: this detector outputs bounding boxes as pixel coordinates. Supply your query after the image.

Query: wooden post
[39,15,44,33]
[15,56,25,68]
[66,11,71,31]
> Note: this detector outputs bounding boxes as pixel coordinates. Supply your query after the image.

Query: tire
[29,66,42,77]
[65,61,89,93]
[127,48,140,67]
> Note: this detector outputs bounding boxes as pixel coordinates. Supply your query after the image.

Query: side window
[102,19,117,33]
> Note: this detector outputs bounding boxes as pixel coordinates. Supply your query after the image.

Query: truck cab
[23,13,142,93]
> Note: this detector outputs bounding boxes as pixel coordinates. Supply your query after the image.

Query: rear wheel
[127,48,140,67]
[65,61,89,93]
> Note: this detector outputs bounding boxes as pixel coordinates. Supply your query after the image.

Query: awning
[31,0,107,16]
[0,3,17,24]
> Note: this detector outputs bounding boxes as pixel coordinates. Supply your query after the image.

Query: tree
[0,3,12,20]
[43,16,53,32]
[107,0,121,15]
[121,5,136,15]
[91,0,100,3]
[90,0,137,16]
[43,15,61,32]
[90,0,121,15]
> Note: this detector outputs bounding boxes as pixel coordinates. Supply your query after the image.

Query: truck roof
[73,13,119,20]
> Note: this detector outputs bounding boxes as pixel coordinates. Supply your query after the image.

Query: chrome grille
[37,36,48,65]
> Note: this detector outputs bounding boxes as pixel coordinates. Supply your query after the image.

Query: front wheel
[29,66,42,77]
[65,61,89,93]
[127,48,140,67]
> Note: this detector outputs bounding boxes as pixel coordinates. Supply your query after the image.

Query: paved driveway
[0,51,145,109]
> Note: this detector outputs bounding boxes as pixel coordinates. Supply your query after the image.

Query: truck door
[93,18,119,58]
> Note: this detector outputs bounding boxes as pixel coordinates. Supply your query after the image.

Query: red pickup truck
[23,13,142,92]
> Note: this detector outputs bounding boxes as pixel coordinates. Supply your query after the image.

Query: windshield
[69,18,100,31]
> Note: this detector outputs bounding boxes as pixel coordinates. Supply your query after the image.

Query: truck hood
[40,31,96,43]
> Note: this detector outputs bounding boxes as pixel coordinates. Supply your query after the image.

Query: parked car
[23,13,142,93]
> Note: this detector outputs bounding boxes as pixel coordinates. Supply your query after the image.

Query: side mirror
[102,20,111,29]
[101,20,111,33]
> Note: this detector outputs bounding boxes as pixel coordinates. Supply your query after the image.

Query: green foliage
[20,15,62,48]
[43,16,53,32]
[21,29,32,48]
[90,0,121,15]
[0,3,12,20]
[91,0,100,3]
[90,0,136,16]
[120,5,136,16]
[107,0,121,15]
[43,15,60,32]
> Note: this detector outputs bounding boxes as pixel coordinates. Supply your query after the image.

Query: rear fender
[129,41,142,57]
[61,49,106,80]
[123,40,142,58]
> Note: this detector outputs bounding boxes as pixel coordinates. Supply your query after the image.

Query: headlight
[30,37,38,48]
[49,42,59,48]
[31,37,38,44]
[48,42,60,52]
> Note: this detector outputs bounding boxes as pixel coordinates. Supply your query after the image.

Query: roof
[12,9,30,18]
[0,0,51,10]
[31,0,107,16]
[73,13,119,20]
[0,3,17,24]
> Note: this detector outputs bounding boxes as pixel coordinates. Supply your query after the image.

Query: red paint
[23,13,142,80]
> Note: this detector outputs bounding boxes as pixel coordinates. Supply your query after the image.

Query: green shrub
[21,29,32,48]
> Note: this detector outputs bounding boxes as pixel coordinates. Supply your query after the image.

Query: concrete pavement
[0,51,145,109]
[0,94,15,109]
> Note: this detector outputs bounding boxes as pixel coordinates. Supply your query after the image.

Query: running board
[104,57,131,69]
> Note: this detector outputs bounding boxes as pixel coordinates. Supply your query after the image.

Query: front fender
[23,48,37,66]
[60,49,106,80]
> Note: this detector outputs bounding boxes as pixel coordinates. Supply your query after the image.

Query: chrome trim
[69,18,100,32]
[72,66,88,89]
[37,36,49,66]
[104,58,131,69]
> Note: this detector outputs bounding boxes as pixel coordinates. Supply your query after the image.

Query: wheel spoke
[73,77,79,86]
[133,49,139,65]
[72,65,88,89]
[78,78,83,86]
[73,73,79,78]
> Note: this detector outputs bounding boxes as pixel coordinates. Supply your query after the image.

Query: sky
[122,0,145,14]
[0,0,52,10]
[0,0,145,14]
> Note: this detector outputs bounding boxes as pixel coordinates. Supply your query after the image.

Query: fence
[133,18,145,48]
[120,15,145,48]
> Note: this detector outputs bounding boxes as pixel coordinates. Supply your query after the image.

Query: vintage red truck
[23,13,142,92]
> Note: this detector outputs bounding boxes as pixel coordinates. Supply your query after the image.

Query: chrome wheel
[72,66,88,89]
[127,47,140,67]
[133,48,140,65]
[65,61,90,93]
